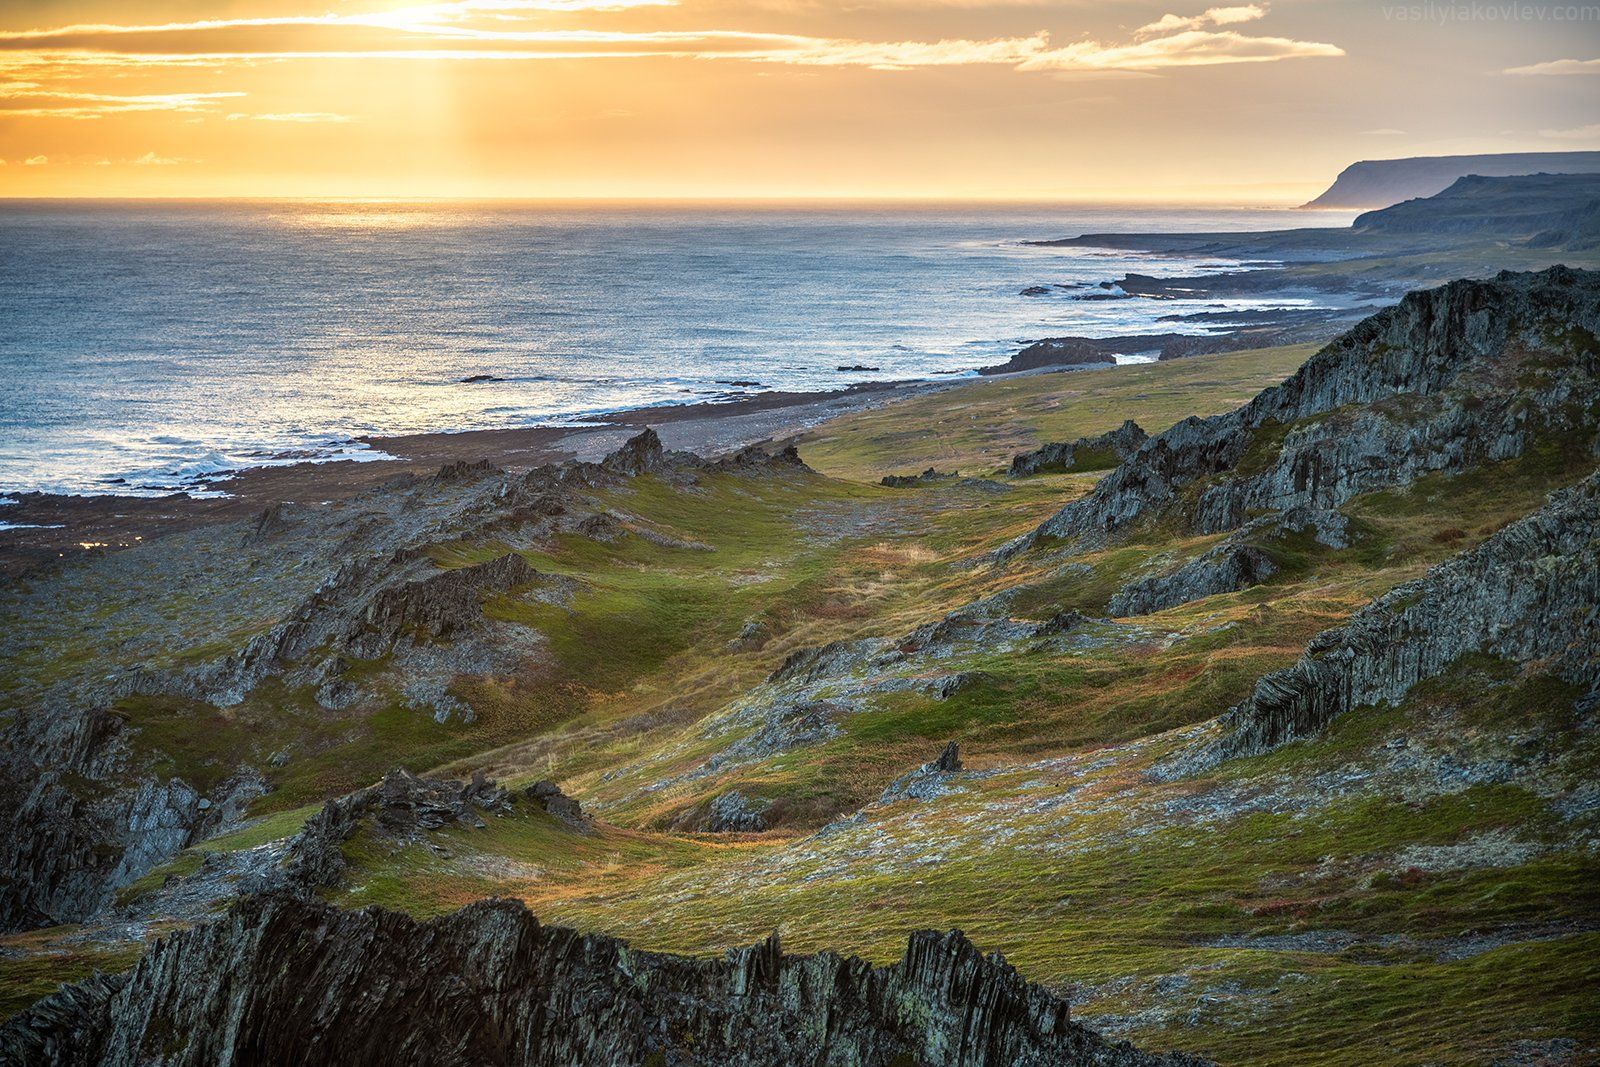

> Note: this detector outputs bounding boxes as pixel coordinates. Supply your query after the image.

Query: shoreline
[0,303,1364,580]
[0,247,1399,579]
[0,376,964,577]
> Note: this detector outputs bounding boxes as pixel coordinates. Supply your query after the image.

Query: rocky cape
[1301,150,1600,210]
[1000,172,1600,379]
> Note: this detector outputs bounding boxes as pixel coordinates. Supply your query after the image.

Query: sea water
[0,200,1352,496]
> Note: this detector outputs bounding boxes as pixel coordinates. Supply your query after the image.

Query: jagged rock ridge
[0,892,1206,1067]
[1015,267,1600,553]
[1203,472,1600,762]
[269,768,589,898]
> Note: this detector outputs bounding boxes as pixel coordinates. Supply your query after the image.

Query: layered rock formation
[1014,267,1600,553]
[0,892,1205,1067]
[1108,542,1276,619]
[1206,472,1600,761]
[1011,421,1147,477]
[1105,507,1348,617]
[0,703,264,931]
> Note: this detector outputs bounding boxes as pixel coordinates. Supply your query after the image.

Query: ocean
[0,200,1352,498]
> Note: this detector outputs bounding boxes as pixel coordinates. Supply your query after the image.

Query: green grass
[0,940,146,1021]
[8,326,1600,1064]
[796,344,1319,482]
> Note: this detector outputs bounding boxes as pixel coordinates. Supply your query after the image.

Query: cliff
[0,892,1205,1067]
[1302,151,1600,209]
[1352,173,1600,249]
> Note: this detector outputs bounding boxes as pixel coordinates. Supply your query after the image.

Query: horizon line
[0,192,1333,208]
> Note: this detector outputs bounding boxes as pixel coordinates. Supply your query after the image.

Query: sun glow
[0,0,1592,198]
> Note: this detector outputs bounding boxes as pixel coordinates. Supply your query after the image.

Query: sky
[0,0,1595,200]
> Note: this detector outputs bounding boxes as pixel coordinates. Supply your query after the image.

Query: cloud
[0,84,243,119]
[0,0,676,45]
[226,111,355,123]
[23,155,47,165]
[1361,127,1406,135]
[1017,29,1340,71]
[1503,57,1600,75]
[1136,4,1265,37]
[132,151,191,165]
[0,2,1342,87]
[1541,123,1600,140]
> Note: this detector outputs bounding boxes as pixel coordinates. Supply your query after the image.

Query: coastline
[0,376,963,576]
[0,302,1374,578]
[19,185,1563,576]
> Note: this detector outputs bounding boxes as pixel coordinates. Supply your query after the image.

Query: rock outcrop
[0,892,1206,1067]
[705,789,770,832]
[1105,507,1348,617]
[879,742,966,804]
[1015,267,1600,553]
[882,467,959,488]
[0,704,264,931]
[1011,421,1147,476]
[272,768,587,896]
[1108,543,1276,618]
[363,552,540,643]
[1207,472,1600,761]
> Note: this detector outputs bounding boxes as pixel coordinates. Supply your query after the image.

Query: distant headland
[1302,150,1600,209]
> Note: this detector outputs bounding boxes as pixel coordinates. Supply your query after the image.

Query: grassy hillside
[6,334,1598,1065]
[796,344,1319,482]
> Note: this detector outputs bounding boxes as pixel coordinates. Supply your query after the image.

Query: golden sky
[1,0,1596,199]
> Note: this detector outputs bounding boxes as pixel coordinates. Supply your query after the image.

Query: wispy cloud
[1022,28,1337,71]
[0,82,243,119]
[1136,4,1265,37]
[0,0,678,45]
[0,28,1342,74]
[0,0,1344,108]
[226,111,355,123]
[1502,57,1600,75]
[1541,123,1600,140]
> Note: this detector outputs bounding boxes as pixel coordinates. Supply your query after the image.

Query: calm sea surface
[0,200,1351,498]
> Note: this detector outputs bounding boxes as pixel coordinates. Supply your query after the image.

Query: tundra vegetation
[1,270,1597,1065]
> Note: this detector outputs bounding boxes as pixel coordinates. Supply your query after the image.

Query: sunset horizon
[2,0,1596,200]
[3,4,1599,1063]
